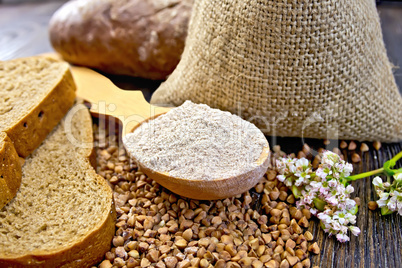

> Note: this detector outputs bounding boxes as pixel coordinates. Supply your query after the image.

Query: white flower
[309,181,322,189]
[295,177,304,187]
[302,191,315,204]
[289,164,296,173]
[388,191,402,213]
[328,179,338,188]
[310,208,318,215]
[345,213,357,225]
[294,173,310,186]
[377,192,390,208]
[333,212,345,224]
[277,174,286,182]
[342,163,353,177]
[345,185,354,194]
[317,212,331,224]
[296,158,309,168]
[316,167,333,180]
[306,181,322,196]
[315,168,327,179]
[340,225,349,234]
[326,195,338,206]
[332,221,341,231]
[275,159,286,172]
[319,186,329,196]
[377,199,388,207]
[336,233,350,243]
[349,226,361,236]
[395,192,402,216]
[376,189,384,197]
[372,176,383,188]
[387,196,397,211]
[276,158,296,174]
[398,204,402,216]
[379,191,389,199]
[344,198,357,210]
[322,151,339,166]
[395,173,402,181]
[284,180,293,187]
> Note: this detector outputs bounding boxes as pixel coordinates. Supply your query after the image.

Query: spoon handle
[70,65,170,136]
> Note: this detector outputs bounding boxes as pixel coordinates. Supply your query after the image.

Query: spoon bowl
[131,143,270,200]
[125,115,271,200]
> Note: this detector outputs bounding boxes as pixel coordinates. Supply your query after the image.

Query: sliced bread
[0,104,116,267]
[0,56,76,158]
[0,56,76,210]
[0,132,22,210]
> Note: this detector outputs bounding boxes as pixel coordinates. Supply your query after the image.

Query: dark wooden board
[1,1,402,267]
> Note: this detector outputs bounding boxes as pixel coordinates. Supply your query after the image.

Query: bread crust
[49,0,193,80]
[0,190,115,268]
[0,133,22,209]
[0,106,116,267]
[0,177,115,268]
[4,59,76,158]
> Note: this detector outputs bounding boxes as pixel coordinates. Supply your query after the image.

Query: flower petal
[372,176,383,187]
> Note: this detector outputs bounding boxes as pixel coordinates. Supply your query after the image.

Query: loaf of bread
[0,56,76,157]
[0,56,76,209]
[49,0,193,80]
[0,104,116,267]
[0,132,21,210]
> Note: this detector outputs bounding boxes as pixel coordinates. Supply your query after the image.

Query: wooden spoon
[132,139,270,200]
[60,59,270,200]
[69,65,170,136]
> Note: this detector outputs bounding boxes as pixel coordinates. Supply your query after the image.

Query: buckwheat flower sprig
[276,151,360,243]
[346,151,402,216]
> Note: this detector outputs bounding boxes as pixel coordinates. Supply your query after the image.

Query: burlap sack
[151,0,402,142]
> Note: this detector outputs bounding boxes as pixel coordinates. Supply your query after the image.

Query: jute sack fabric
[151,0,402,142]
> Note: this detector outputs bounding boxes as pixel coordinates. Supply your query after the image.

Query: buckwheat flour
[123,100,267,180]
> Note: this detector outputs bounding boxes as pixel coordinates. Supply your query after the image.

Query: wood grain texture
[0,1,401,267]
[0,1,66,60]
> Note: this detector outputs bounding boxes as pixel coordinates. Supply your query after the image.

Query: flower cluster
[373,173,402,216]
[276,151,360,242]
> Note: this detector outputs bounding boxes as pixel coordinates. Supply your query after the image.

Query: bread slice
[0,56,76,158]
[0,56,76,210]
[0,104,116,267]
[0,132,22,210]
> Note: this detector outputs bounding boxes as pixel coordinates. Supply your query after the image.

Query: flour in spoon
[123,100,267,180]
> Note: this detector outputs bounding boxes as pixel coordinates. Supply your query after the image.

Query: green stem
[391,151,402,163]
[346,150,402,182]
[384,151,402,176]
[346,168,384,181]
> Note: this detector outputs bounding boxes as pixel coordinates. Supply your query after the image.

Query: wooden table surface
[1,1,401,268]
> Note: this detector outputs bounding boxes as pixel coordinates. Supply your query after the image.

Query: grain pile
[92,122,320,268]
